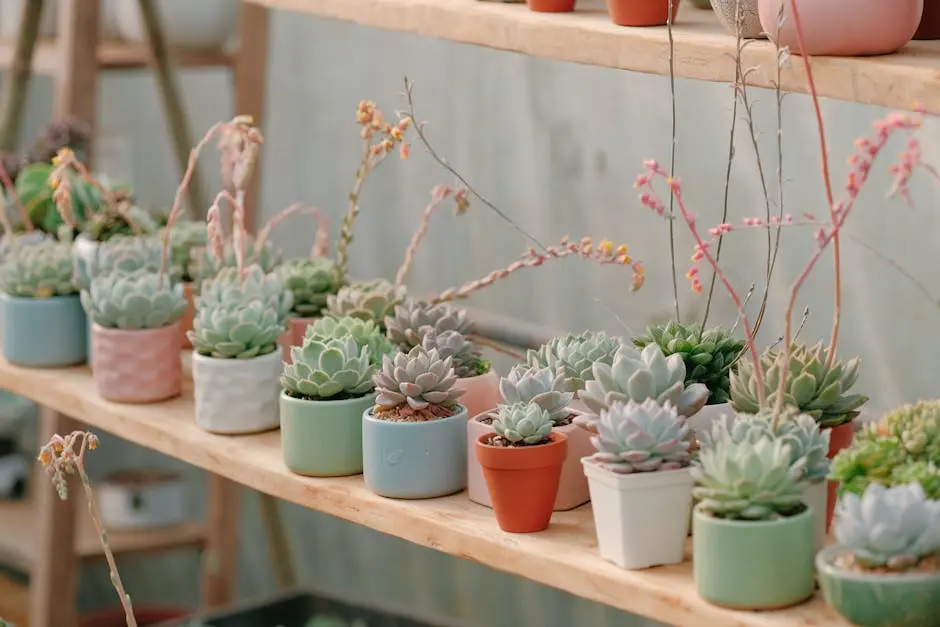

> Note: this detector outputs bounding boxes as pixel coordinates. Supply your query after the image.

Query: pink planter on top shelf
[453,369,501,422]
[92,323,182,403]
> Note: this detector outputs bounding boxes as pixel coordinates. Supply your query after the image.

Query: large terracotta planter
[711,0,764,39]
[92,323,182,403]
[606,0,680,26]
[468,410,593,510]
[758,0,922,56]
[915,1,940,38]
[526,0,576,12]
[281,316,316,364]
[453,369,500,423]
[1,293,87,367]
[179,282,196,349]
[825,421,854,530]
[280,391,375,476]
[192,350,281,434]
[476,431,567,533]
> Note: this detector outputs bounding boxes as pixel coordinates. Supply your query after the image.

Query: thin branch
[666,0,681,322]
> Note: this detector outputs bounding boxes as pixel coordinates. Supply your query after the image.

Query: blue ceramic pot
[362,404,468,499]
[1,293,87,367]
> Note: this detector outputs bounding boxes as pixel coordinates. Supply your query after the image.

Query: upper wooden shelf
[0,353,848,627]
[245,0,940,115]
[0,39,232,74]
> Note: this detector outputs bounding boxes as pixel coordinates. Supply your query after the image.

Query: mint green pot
[816,545,940,627]
[693,504,815,609]
[280,391,376,477]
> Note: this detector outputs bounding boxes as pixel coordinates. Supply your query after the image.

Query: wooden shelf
[245,0,940,115]
[0,354,848,627]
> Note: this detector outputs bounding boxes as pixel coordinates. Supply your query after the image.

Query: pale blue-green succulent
[81,269,186,329]
[77,234,166,290]
[493,402,554,445]
[420,329,489,378]
[190,234,282,286]
[498,364,573,424]
[278,256,341,317]
[304,315,392,365]
[385,300,473,350]
[165,219,208,283]
[526,331,624,393]
[589,399,691,474]
[282,335,376,400]
[0,239,76,297]
[326,278,406,328]
[372,345,464,421]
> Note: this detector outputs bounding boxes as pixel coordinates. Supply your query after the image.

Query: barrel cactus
[326,279,406,328]
[833,482,940,571]
[0,239,76,297]
[498,364,573,424]
[385,301,473,350]
[304,315,392,365]
[588,399,691,474]
[81,269,187,330]
[633,321,745,405]
[278,257,341,317]
[166,219,207,283]
[493,402,554,446]
[526,330,624,393]
[420,329,489,378]
[78,234,165,289]
[730,342,868,428]
[282,335,377,400]
[372,345,464,421]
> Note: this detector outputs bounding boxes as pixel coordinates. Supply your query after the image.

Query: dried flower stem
[0,158,30,231]
[206,190,248,278]
[665,0,680,322]
[252,203,328,262]
[395,185,468,287]
[467,333,524,361]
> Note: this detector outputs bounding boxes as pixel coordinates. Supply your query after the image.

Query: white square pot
[192,350,281,434]
[583,461,693,569]
[803,479,827,552]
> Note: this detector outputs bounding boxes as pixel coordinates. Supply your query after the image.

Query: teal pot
[816,545,940,627]
[1,293,87,367]
[362,404,468,499]
[280,391,376,476]
[693,504,815,609]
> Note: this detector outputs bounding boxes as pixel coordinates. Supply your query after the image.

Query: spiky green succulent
[326,279,406,328]
[76,234,166,289]
[0,239,76,297]
[730,342,868,428]
[589,399,691,474]
[304,315,392,365]
[385,301,473,350]
[81,269,186,329]
[278,257,341,317]
[830,437,908,498]
[82,204,158,242]
[633,321,745,405]
[526,330,624,393]
[420,329,489,378]
[498,364,573,424]
[282,335,377,400]
[493,402,554,446]
[833,482,940,571]
[166,220,207,283]
[372,345,464,421]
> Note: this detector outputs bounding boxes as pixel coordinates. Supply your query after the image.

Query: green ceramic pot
[692,504,815,609]
[279,391,376,477]
[816,545,940,627]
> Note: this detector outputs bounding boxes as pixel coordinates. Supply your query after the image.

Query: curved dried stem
[396,185,468,288]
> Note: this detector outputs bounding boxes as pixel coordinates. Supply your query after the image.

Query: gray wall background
[9,4,940,626]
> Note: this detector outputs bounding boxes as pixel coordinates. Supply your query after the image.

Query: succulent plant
[633,321,745,405]
[385,300,473,350]
[869,400,940,461]
[372,345,464,421]
[326,279,406,328]
[730,342,868,428]
[304,315,392,365]
[16,163,126,235]
[76,234,166,289]
[588,399,692,474]
[282,335,377,400]
[420,329,489,378]
[526,330,625,393]
[830,437,908,497]
[575,343,709,433]
[0,230,49,264]
[278,257,341,317]
[166,219,208,283]
[498,364,573,424]
[493,402,554,446]
[81,269,187,330]
[0,239,76,297]
[82,204,158,243]
[188,265,293,359]
[833,482,940,571]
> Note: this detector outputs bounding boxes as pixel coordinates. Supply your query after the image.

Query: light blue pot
[1,293,87,367]
[362,404,468,499]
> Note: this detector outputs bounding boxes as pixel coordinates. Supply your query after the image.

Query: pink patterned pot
[92,322,183,403]
[453,369,501,421]
[280,316,316,364]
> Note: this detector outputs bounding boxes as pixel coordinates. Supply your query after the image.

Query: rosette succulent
[493,402,554,446]
[166,219,208,283]
[833,482,940,571]
[385,301,472,350]
[498,364,573,424]
[730,342,868,428]
[0,239,76,297]
[326,279,406,328]
[77,234,165,289]
[0,230,48,264]
[526,331,624,393]
[282,335,377,400]
[372,345,464,421]
[304,315,392,365]
[81,269,187,329]
[588,399,691,474]
[870,400,940,460]
[278,257,341,317]
[633,321,745,405]
[420,329,489,378]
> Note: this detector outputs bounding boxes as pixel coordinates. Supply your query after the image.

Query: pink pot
[92,322,183,403]
[758,0,922,56]
[281,316,316,364]
[467,409,594,511]
[453,369,501,421]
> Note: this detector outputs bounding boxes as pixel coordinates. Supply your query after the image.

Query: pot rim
[816,544,940,583]
[191,347,282,366]
[476,429,567,450]
[280,388,376,408]
[693,502,813,529]
[457,366,496,381]
[581,458,693,489]
[471,406,584,427]
[92,320,181,336]
[0,291,80,303]
[364,403,469,427]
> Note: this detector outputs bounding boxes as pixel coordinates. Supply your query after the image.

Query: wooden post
[201,474,239,607]
[29,408,80,627]
[0,0,45,151]
[55,0,100,165]
[258,493,297,588]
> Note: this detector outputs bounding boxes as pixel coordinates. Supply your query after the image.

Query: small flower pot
[280,315,317,364]
[0,293,87,367]
[453,369,500,423]
[526,0,576,12]
[606,0,680,26]
[192,350,281,434]
[915,1,940,39]
[583,461,693,569]
[280,390,375,476]
[803,479,827,552]
[92,322,182,403]
[476,431,568,533]
[362,404,468,499]
[179,282,196,349]
[711,0,764,39]
[693,504,815,609]
[825,421,854,531]
[97,469,187,529]
[816,545,940,627]
[467,410,593,511]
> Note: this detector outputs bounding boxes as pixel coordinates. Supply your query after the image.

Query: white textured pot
[687,402,732,439]
[115,0,238,50]
[583,461,693,569]
[97,469,186,529]
[192,350,281,434]
[803,479,827,552]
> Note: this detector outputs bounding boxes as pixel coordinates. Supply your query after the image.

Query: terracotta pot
[758,0,922,56]
[526,0,576,12]
[824,421,854,531]
[606,0,680,26]
[79,606,190,627]
[453,369,500,422]
[281,316,317,364]
[179,282,195,349]
[92,323,183,403]
[476,431,567,533]
[915,1,940,38]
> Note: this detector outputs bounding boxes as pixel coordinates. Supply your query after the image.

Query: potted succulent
[476,402,567,533]
[166,218,208,348]
[280,316,392,476]
[816,482,940,627]
[278,256,341,363]
[326,278,406,331]
[418,328,497,422]
[582,399,693,569]
[0,238,87,367]
[363,345,467,499]
[526,330,625,410]
[467,363,593,511]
